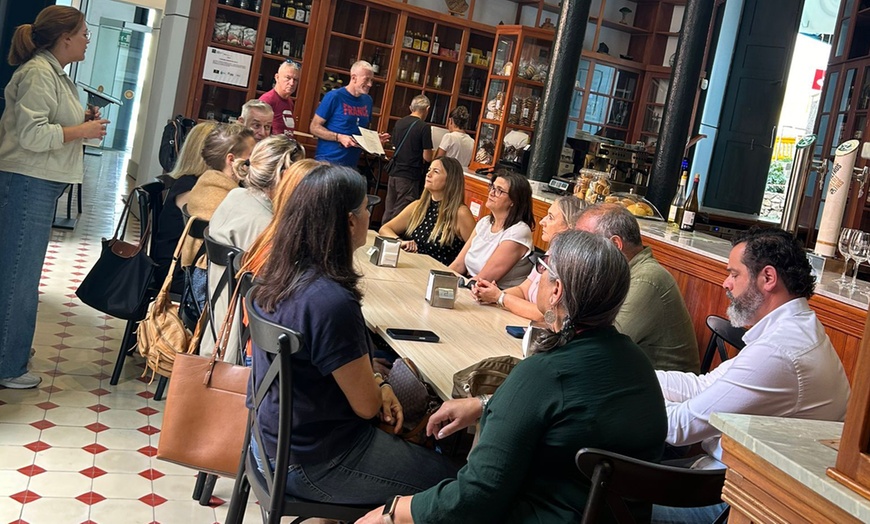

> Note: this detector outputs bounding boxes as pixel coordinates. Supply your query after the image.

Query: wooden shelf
[395,80,427,89]
[480,118,503,125]
[209,41,256,55]
[268,15,310,29]
[262,52,303,63]
[422,86,453,95]
[399,47,435,59]
[203,80,249,92]
[463,62,490,71]
[330,30,361,41]
[591,17,650,34]
[324,65,350,75]
[458,94,483,102]
[430,54,460,64]
[515,77,545,88]
[506,122,536,132]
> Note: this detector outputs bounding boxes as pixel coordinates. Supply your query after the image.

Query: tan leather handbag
[451,355,520,398]
[156,280,251,477]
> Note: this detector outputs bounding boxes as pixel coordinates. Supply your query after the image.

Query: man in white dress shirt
[652,227,850,523]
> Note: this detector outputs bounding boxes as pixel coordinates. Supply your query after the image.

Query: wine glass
[849,231,870,291]
[837,228,857,284]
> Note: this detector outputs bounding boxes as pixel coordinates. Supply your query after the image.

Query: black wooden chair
[575,448,729,524]
[700,315,747,373]
[110,181,166,386]
[223,288,374,524]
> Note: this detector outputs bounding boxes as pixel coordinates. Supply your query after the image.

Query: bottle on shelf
[252,0,262,12]
[411,56,422,84]
[238,0,249,9]
[508,96,519,124]
[371,48,381,75]
[432,61,443,89]
[495,91,505,119]
[412,32,422,51]
[304,0,311,23]
[294,0,305,21]
[270,0,281,16]
[283,0,295,19]
[667,168,688,228]
[403,30,413,49]
[431,36,440,55]
[530,96,540,128]
[467,76,476,95]
[398,54,409,82]
[680,173,701,232]
[421,33,430,53]
[520,96,533,127]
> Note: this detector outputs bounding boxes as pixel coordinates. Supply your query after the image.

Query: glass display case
[471,25,553,169]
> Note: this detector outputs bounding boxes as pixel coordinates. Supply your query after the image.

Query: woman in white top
[472,195,586,320]
[435,106,474,167]
[449,171,535,288]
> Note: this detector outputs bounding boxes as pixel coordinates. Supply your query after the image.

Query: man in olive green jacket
[577,203,700,372]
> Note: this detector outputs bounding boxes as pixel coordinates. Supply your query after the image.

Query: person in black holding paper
[383,95,433,222]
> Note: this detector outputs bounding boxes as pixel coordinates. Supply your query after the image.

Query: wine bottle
[371,48,381,75]
[304,0,311,23]
[421,33,430,53]
[431,36,440,55]
[433,61,443,89]
[270,0,281,16]
[667,169,688,227]
[398,54,409,82]
[283,0,295,19]
[412,32,422,51]
[403,30,413,49]
[411,56,422,84]
[680,173,701,232]
[295,0,305,21]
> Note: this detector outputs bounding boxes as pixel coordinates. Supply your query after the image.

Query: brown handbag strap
[152,217,196,311]
[212,282,243,363]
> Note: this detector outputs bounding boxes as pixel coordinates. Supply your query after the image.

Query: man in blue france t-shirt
[311,60,389,167]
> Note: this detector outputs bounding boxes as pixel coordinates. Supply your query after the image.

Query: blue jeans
[0,171,67,379]
[652,502,729,523]
[252,424,458,505]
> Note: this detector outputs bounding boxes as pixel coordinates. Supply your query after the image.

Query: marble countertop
[711,413,870,522]
[464,172,870,310]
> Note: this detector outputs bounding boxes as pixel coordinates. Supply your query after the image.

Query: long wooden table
[354,231,524,399]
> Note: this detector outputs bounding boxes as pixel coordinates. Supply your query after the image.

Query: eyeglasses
[84,30,92,41]
[534,253,553,275]
[488,183,508,197]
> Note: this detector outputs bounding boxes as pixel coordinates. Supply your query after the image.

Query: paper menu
[353,127,385,156]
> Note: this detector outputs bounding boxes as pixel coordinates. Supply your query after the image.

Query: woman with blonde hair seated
[359,230,667,523]
[203,135,305,359]
[379,156,475,265]
[472,195,585,320]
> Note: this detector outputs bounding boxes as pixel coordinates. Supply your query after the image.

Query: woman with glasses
[378,157,475,265]
[472,195,586,320]
[359,230,667,523]
[202,135,306,360]
[0,6,109,389]
[250,165,456,504]
[449,171,535,288]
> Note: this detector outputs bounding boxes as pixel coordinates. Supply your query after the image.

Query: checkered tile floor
[0,152,261,523]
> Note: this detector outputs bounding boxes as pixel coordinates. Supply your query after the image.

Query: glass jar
[582,170,611,204]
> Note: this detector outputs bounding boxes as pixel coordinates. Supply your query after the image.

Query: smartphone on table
[505,326,526,339]
[386,328,440,343]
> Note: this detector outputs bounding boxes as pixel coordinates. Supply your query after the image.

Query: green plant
[765,159,789,194]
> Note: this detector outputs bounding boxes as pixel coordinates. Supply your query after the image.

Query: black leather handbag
[76,188,157,320]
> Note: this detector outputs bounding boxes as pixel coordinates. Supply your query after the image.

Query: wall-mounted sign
[202,46,251,88]
[812,69,825,91]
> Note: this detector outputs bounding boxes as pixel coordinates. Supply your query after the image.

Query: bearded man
[655,227,849,473]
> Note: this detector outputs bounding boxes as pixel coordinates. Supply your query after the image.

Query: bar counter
[462,172,868,381]
[711,413,867,523]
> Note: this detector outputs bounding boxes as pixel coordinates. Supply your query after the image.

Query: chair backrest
[700,315,747,373]
[181,204,209,240]
[139,180,166,257]
[203,227,243,347]
[575,448,726,524]
[244,287,304,518]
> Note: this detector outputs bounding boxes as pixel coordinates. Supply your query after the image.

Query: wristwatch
[383,495,401,523]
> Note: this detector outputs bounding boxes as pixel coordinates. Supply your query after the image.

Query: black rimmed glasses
[533,253,552,275]
[488,183,507,197]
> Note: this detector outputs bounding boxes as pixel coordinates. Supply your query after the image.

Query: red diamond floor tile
[75,491,106,505]
[138,493,167,507]
[57,321,74,327]
[137,391,155,400]
[84,422,109,433]
[138,468,164,481]
[17,465,46,477]
[24,441,51,452]
[35,401,59,410]
[87,404,110,413]
[137,425,160,436]
[59,312,76,317]
[41,385,62,394]
[79,466,107,479]
[51,343,70,350]
[30,420,56,431]
[55,332,72,338]
[10,490,41,504]
[82,443,108,455]
[137,445,157,457]
[47,356,69,363]
[137,407,158,416]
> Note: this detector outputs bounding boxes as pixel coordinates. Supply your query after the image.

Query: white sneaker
[0,372,42,389]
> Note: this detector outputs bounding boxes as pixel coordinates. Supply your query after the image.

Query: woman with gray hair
[472,194,585,319]
[359,230,668,524]
[202,134,304,359]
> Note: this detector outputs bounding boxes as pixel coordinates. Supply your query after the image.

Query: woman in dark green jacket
[359,230,668,524]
